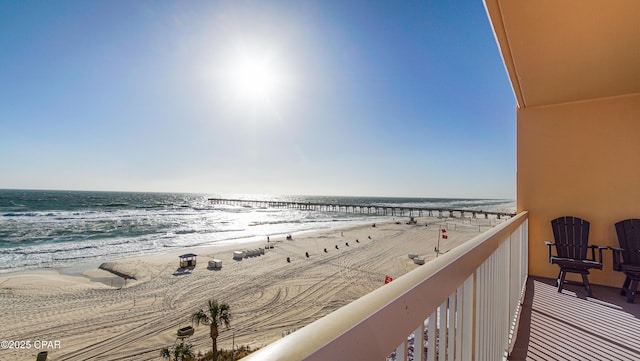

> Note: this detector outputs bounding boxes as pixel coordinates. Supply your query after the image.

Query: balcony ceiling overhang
[484,0,640,109]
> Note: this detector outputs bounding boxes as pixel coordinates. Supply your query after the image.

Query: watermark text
[0,340,61,350]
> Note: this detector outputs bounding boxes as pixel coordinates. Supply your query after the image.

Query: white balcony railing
[243,212,529,361]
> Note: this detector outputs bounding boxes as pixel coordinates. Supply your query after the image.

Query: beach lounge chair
[545,216,603,296]
[611,219,640,303]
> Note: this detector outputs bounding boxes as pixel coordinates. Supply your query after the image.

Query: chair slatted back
[551,216,590,259]
[615,219,640,266]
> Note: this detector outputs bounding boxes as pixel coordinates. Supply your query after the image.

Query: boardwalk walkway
[208,198,515,219]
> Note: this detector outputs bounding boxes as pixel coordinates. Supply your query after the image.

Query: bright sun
[224,46,288,109]
[230,59,278,103]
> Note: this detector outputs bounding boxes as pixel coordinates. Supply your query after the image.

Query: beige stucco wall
[517,93,640,286]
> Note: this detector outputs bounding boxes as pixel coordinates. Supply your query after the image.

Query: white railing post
[414,324,424,361]
[438,300,447,361]
[454,285,463,361]
[501,239,510,358]
[475,264,483,360]
[396,341,406,361]
[460,275,474,361]
[427,311,436,361]
[447,293,456,360]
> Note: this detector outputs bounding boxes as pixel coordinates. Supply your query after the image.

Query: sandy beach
[0,216,505,361]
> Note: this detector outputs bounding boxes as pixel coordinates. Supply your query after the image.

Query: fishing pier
[208,198,515,219]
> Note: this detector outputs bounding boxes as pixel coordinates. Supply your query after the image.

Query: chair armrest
[588,245,605,264]
[545,241,555,263]
[609,246,625,271]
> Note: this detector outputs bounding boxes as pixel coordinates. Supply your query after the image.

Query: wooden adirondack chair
[611,219,640,303]
[545,216,604,297]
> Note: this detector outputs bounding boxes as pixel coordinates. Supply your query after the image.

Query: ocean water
[0,190,514,273]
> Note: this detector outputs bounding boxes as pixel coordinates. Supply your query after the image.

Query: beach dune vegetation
[160,341,195,361]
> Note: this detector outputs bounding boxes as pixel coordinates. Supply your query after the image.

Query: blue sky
[0,1,516,199]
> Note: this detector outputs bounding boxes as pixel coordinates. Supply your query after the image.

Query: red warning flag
[384,275,393,284]
[441,228,447,233]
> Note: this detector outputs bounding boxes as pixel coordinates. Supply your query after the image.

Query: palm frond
[191,309,211,326]
[218,303,231,329]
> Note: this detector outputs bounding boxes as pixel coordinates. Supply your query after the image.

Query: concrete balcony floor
[509,276,640,360]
